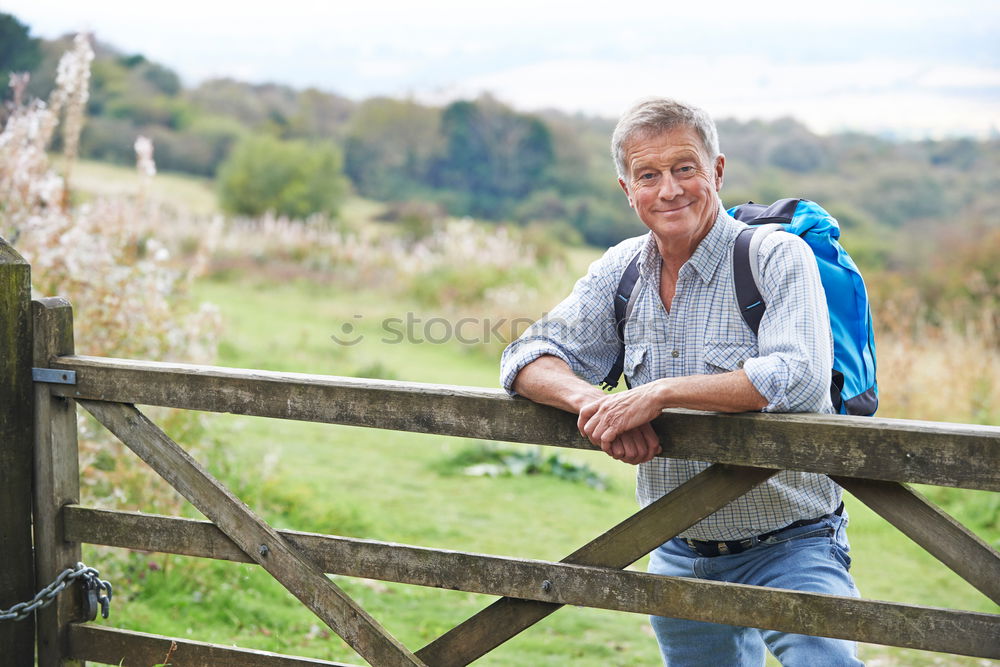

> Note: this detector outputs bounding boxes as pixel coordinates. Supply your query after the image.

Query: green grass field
[60,158,387,222]
[56,157,220,216]
[77,274,998,666]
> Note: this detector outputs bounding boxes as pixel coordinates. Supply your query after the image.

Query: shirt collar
[636,206,744,285]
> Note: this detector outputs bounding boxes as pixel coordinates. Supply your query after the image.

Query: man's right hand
[511,355,662,465]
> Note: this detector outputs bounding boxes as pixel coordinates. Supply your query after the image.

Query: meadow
[2,33,995,666]
[40,161,993,667]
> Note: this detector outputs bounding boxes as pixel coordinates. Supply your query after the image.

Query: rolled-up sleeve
[500,242,638,395]
[741,232,834,413]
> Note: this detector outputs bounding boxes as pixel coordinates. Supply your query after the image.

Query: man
[500,98,862,665]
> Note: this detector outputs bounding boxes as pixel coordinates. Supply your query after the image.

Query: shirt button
[737,360,745,368]
[671,350,680,358]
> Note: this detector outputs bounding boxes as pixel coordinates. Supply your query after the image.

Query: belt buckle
[685,538,712,556]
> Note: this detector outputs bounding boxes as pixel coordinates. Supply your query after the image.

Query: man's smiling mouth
[657,202,693,214]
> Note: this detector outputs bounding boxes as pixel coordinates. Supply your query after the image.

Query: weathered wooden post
[33,296,84,667]
[0,236,36,665]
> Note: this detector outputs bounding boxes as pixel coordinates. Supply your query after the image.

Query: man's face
[618,126,725,248]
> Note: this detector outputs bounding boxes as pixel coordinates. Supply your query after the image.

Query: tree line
[2,12,998,258]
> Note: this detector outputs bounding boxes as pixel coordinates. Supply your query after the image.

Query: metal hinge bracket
[32,368,77,385]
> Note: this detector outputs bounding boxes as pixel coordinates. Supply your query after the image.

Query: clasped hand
[577,382,663,465]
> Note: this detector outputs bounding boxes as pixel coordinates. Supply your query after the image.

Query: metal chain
[0,562,113,622]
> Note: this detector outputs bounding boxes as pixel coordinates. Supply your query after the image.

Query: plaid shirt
[501,210,840,540]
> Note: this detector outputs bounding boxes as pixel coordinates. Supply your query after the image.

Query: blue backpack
[601,198,878,416]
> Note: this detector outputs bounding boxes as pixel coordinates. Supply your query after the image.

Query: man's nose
[658,173,683,199]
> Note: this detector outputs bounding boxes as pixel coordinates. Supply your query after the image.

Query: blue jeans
[648,513,863,666]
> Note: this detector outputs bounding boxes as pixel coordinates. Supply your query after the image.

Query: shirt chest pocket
[624,343,647,382]
[703,340,757,374]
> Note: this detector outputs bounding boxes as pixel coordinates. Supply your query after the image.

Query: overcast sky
[3,0,998,138]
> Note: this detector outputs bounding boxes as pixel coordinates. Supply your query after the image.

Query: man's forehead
[625,126,705,163]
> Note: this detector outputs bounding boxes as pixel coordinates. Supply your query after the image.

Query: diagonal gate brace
[833,476,1000,606]
[79,400,425,667]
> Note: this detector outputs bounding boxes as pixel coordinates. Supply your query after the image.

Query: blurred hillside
[2,13,999,269]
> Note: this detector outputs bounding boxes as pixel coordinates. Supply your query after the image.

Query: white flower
[134,135,157,178]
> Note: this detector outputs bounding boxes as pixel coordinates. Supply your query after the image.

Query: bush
[217,135,348,218]
[146,115,246,176]
[79,115,135,164]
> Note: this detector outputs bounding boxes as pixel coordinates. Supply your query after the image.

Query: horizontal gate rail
[68,625,360,667]
[62,506,1000,659]
[46,355,1000,491]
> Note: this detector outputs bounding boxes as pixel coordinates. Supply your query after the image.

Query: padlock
[80,578,99,622]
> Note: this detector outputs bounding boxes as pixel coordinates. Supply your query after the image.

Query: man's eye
[640,172,657,180]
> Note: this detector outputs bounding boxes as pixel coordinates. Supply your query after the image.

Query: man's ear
[713,154,726,191]
[618,178,634,208]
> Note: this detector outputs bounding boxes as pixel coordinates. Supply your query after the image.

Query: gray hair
[611,98,720,180]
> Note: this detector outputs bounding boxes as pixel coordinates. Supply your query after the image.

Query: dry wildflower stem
[0,33,220,514]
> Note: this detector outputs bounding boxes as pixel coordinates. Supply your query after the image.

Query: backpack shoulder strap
[733,224,783,336]
[600,251,641,390]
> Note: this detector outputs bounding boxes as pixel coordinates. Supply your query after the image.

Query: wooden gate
[3,240,1000,665]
